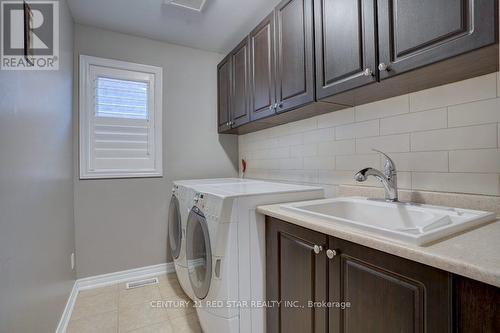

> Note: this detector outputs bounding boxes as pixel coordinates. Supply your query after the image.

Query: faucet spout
[354,151,398,201]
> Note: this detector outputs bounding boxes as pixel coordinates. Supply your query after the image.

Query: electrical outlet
[70,253,75,270]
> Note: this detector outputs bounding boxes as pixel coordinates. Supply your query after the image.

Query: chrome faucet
[354,149,398,202]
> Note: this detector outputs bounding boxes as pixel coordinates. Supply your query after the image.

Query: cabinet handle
[363,68,373,76]
[313,245,323,254]
[326,249,337,259]
[378,63,389,71]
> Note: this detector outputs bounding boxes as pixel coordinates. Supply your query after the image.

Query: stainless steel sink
[281,197,496,245]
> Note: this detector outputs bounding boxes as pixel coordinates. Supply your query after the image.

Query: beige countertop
[257,201,500,288]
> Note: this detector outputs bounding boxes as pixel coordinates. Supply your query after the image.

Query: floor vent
[125,277,159,289]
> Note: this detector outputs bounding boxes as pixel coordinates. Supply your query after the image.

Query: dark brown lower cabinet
[266,217,328,333]
[329,237,452,333]
[266,217,499,333]
[454,275,500,332]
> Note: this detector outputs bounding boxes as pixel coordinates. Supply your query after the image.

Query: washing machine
[184,181,324,333]
[168,178,262,299]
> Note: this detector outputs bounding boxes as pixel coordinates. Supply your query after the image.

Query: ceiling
[67,0,281,54]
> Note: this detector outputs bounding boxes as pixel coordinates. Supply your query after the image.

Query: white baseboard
[55,280,79,333]
[78,262,175,291]
[55,262,175,333]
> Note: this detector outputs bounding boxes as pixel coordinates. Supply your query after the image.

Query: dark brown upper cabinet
[217,55,232,133]
[314,0,378,99]
[217,0,498,134]
[249,13,276,121]
[377,0,497,80]
[230,37,251,128]
[275,0,315,113]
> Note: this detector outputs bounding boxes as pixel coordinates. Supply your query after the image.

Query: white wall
[239,72,500,197]
[73,24,238,278]
[0,1,75,332]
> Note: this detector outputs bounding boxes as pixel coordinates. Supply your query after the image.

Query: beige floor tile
[158,279,186,300]
[118,301,169,332]
[119,285,162,308]
[79,284,119,299]
[165,301,195,320]
[72,291,119,321]
[158,275,182,289]
[66,311,118,333]
[159,286,190,302]
[125,321,174,333]
[170,313,202,333]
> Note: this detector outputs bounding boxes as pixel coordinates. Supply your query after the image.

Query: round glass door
[186,207,212,300]
[168,195,182,260]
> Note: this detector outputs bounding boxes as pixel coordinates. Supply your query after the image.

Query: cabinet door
[329,237,452,333]
[314,0,377,99]
[454,275,500,332]
[266,217,328,333]
[275,0,315,113]
[217,55,231,133]
[230,38,251,127]
[249,13,276,121]
[377,0,497,80]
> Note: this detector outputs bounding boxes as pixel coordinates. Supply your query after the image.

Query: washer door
[186,207,212,300]
[168,195,182,260]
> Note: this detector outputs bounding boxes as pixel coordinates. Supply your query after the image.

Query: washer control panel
[193,192,224,223]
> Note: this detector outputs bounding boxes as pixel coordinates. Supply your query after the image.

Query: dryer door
[186,206,212,300]
[168,195,182,260]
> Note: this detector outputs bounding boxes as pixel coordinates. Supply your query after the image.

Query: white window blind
[79,55,163,179]
[95,77,149,119]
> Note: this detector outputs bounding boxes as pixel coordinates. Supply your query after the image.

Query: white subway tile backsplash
[290,144,318,157]
[317,140,356,156]
[318,170,359,186]
[250,159,280,169]
[336,119,379,140]
[412,172,500,196]
[303,156,335,170]
[317,108,355,128]
[449,149,500,173]
[239,72,500,196]
[409,73,497,112]
[303,127,335,143]
[266,169,319,183]
[279,158,303,170]
[355,95,409,121]
[396,172,412,189]
[275,133,303,148]
[448,98,500,127]
[244,147,290,160]
[335,154,380,171]
[389,152,449,172]
[356,134,410,153]
[411,124,498,151]
[287,117,318,134]
[380,108,447,135]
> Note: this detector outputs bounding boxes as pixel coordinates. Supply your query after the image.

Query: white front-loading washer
[183,181,324,333]
[169,178,262,299]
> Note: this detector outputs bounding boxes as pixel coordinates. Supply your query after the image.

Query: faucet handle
[372,149,396,177]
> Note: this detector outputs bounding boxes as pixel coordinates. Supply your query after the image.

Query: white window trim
[79,55,163,179]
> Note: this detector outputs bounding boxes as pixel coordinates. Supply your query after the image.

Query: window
[79,55,163,179]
